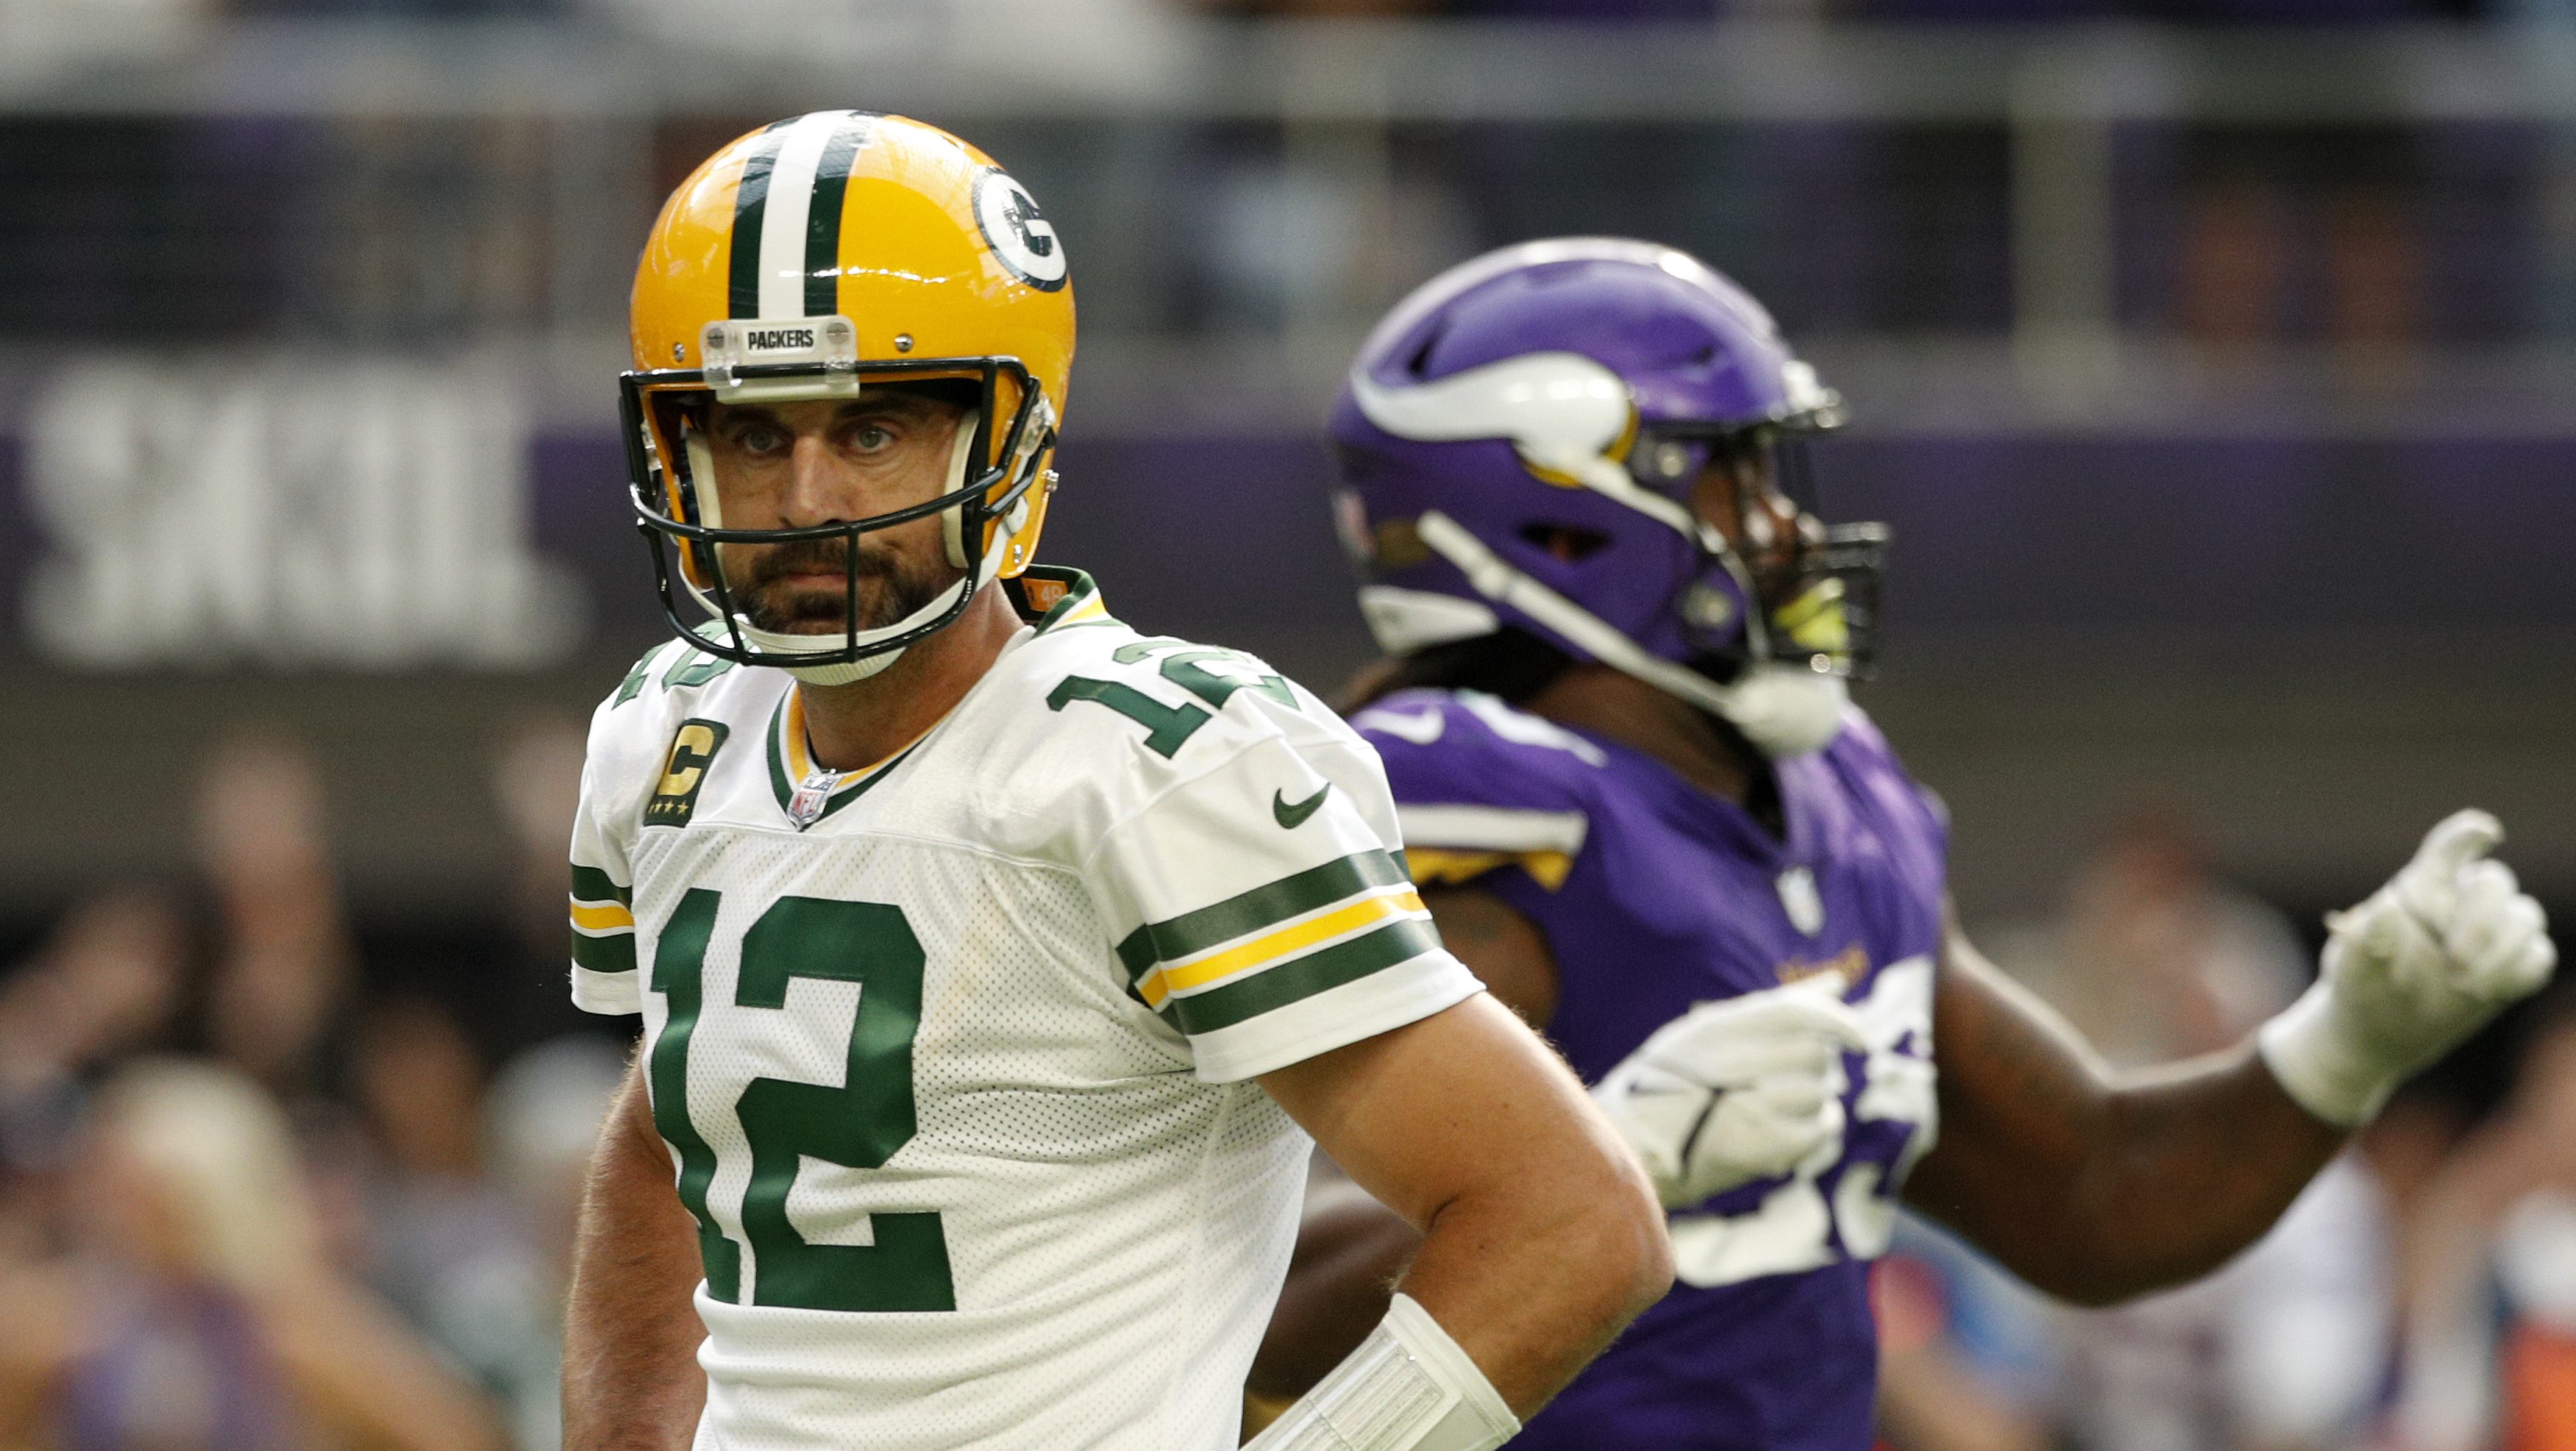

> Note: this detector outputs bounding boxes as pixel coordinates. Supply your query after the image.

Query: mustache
[740,537,897,589]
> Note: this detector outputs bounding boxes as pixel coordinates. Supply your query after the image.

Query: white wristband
[1245,1293,1520,1451]
[2256,980,2400,1129]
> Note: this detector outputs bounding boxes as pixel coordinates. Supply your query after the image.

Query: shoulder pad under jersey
[1350,688,1607,893]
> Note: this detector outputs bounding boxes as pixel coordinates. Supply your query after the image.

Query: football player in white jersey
[557,114,1672,1451]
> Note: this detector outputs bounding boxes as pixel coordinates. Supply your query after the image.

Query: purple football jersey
[1353,688,1949,1451]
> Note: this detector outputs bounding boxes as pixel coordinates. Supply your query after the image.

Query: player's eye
[733,421,789,455]
[850,423,894,452]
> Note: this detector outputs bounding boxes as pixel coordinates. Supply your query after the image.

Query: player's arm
[1256,988,1672,1433]
[562,1059,707,1451]
[1905,810,2554,1305]
[1899,922,2344,1303]
[1248,885,1559,1405]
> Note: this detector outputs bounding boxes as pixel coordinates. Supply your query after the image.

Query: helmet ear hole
[1516,524,1612,563]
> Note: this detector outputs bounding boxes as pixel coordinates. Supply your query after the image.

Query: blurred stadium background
[2,0,2574,1447]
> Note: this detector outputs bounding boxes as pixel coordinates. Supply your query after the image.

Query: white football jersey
[566,569,1480,1451]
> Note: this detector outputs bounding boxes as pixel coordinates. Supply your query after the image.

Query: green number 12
[647,889,955,1312]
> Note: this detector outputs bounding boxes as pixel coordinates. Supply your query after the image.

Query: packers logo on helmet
[619,111,1075,684]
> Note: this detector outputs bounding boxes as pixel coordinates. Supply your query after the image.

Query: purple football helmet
[1328,238,1887,756]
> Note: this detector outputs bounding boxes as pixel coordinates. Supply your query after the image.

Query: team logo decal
[972,168,1068,292]
[644,719,730,829]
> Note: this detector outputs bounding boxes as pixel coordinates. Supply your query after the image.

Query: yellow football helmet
[620,110,1074,681]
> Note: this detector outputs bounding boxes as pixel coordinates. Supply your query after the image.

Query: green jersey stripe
[571,865,631,907]
[764,696,795,813]
[572,930,638,976]
[1157,917,1443,1035]
[1114,848,1412,984]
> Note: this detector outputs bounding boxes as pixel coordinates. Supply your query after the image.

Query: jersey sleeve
[1080,727,1484,1083]
[566,681,659,1016]
[1353,691,1601,894]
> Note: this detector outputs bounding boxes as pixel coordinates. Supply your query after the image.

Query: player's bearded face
[701,393,970,636]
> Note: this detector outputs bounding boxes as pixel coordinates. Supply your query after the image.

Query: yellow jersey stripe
[570,899,636,933]
[1405,847,1576,892]
[1139,886,1427,1008]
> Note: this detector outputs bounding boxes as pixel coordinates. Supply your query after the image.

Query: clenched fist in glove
[1591,974,1869,1210]
[2259,809,2558,1127]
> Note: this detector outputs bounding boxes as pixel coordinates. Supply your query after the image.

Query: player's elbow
[1567,1145,1676,1327]
[2024,1244,2234,1309]
[1614,1166,1678,1318]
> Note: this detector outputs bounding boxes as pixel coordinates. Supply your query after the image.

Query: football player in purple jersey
[1248,238,2558,1451]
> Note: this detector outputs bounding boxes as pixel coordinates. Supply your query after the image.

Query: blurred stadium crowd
[3,0,2575,1448]
[4,741,2572,1450]
[0,723,619,1450]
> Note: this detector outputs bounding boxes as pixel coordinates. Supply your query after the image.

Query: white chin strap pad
[1242,1294,1518,1451]
[1414,511,1848,758]
[1716,663,1850,758]
[942,410,983,569]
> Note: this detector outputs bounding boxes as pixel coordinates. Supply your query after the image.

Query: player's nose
[776,429,858,530]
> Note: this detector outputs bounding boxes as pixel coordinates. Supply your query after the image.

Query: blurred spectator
[477,713,621,1058]
[348,998,562,1445]
[480,1036,627,1451]
[1986,807,2308,1073]
[1874,1219,2057,1451]
[0,887,188,1174]
[2394,1008,2576,1451]
[0,1058,505,1449]
[2164,127,2430,386]
[491,714,588,970]
[193,732,354,1097]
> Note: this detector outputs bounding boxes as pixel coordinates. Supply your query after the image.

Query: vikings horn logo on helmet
[1329,237,1885,759]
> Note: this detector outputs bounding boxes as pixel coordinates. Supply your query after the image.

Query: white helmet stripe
[755,110,870,320]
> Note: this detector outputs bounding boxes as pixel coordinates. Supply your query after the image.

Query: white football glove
[1592,974,1869,1210]
[2260,809,2558,1127]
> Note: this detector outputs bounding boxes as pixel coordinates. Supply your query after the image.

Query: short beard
[723,535,955,638]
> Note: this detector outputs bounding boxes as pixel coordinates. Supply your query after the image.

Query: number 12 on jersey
[647,888,956,1312]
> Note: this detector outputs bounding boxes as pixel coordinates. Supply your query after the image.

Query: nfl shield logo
[788,771,840,830]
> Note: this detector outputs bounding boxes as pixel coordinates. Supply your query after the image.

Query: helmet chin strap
[1415,510,1848,758]
[677,409,1006,687]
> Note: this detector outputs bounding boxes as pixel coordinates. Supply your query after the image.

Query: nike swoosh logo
[1273,784,1331,829]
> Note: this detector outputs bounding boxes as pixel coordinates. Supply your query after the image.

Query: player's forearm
[1396,1169,1671,1416]
[1905,944,2344,1305]
[1258,997,1673,1421]
[2034,1044,2342,1301]
[563,1066,708,1451]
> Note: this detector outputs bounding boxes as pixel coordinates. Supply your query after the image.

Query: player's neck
[795,586,1022,771]
[1524,664,1765,810]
